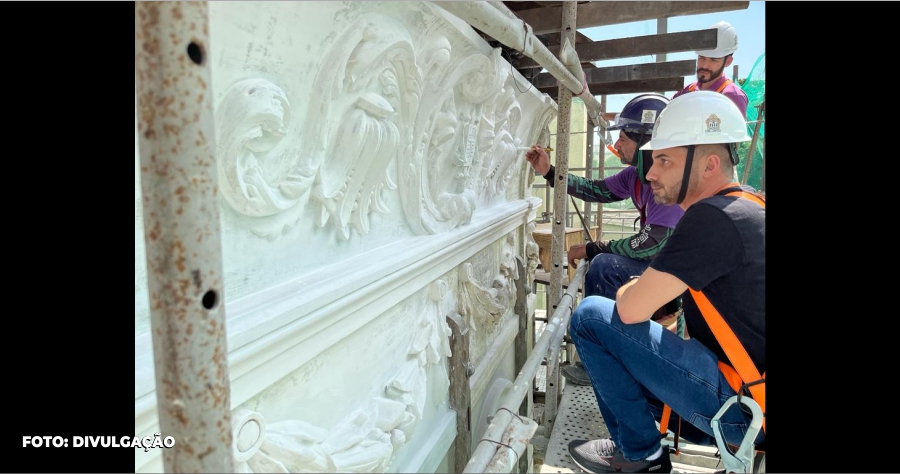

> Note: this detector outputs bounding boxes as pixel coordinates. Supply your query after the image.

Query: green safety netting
[736,51,765,191]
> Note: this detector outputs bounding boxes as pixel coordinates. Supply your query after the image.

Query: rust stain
[178,278,190,295]
[197,445,214,459]
[155,161,170,177]
[163,123,180,137]
[172,4,184,20]
[148,220,161,241]
[186,324,193,336]
[176,207,183,215]
[191,269,202,289]
[173,406,188,426]
[174,240,186,272]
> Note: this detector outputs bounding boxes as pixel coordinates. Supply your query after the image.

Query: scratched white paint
[135,2,553,472]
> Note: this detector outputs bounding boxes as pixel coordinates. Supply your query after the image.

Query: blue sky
[579,1,766,120]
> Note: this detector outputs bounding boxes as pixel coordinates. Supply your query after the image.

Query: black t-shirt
[650,189,765,373]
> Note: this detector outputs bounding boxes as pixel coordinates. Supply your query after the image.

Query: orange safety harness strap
[658,188,766,450]
[687,78,733,94]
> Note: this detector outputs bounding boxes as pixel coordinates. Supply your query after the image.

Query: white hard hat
[696,21,738,58]
[640,91,750,150]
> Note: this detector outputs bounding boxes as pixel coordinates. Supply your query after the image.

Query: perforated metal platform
[539,384,723,473]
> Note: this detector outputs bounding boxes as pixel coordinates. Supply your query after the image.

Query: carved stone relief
[398,44,503,235]
[525,221,540,287]
[230,280,452,473]
[456,233,518,362]
[476,75,524,202]
[213,13,526,241]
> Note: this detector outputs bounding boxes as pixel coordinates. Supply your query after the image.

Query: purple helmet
[607,93,670,138]
[607,93,670,183]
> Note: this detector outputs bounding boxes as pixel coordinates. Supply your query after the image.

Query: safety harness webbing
[659,187,766,454]
[687,78,733,94]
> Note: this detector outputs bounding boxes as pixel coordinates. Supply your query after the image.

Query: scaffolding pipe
[543,1,578,436]
[463,262,588,473]
[433,1,607,127]
[135,2,234,472]
[487,0,521,21]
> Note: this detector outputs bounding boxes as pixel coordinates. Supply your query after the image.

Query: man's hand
[525,146,551,176]
[567,243,588,269]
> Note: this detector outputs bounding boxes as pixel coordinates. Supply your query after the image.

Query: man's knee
[570,296,615,338]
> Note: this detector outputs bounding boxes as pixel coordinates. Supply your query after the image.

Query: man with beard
[525,94,684,386]
[673,21,749,118]
[566,91,765,473]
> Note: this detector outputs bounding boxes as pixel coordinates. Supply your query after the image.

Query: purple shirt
[601,166,684,230]
[673,74,749,118]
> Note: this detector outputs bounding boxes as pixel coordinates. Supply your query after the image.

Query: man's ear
[724,55,734,68]
[705,153,720,174]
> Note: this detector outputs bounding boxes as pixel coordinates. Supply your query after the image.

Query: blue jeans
[584,253,651,298]
[569,296,765,461]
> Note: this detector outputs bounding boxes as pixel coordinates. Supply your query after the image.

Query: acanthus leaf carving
[399,43,505,235]
[456,262,505,332]
[216,79,301,217]
[477,74,524,201]
[309,17,416,240]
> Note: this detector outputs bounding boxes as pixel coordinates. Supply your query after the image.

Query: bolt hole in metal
[187,41,204,64]
[202,290,218,309]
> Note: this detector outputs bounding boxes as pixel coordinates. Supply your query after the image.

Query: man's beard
[697,61,727,84]
[653,165,702,204]
[652,180,681,205]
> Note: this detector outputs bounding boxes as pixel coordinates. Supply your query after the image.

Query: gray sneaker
[568,439,671,473]
[561,361,591,386]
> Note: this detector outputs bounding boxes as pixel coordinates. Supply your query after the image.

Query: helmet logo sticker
[705,113,721,133]
[641,109,657,123]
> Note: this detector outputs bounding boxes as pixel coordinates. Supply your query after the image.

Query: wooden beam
[447,313,472,473]
[516,29,717,69]
[517,1,750,35]
[534,60,695,89]
[539,77,686,97]
[540,30,594,46]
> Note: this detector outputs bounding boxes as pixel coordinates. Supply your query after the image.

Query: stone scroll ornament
[215,15,508,240]
[398,40,504,234]
[230,281,452,473]
[477,75,524,201]
[215,79,297,218]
